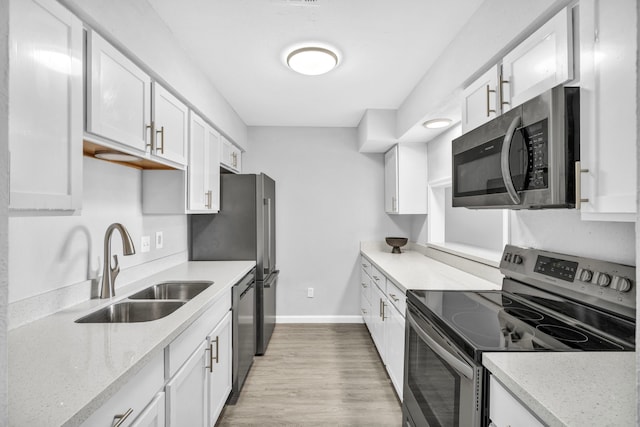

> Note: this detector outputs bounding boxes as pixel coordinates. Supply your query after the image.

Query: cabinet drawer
[386,280,406,318]
[360,256,372,277]
[167,289,231,378]
[80,351,164,427]
[370,265,386,292]
[360,269,372,303]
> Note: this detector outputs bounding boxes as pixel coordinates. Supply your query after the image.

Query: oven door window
[407,325,462,427]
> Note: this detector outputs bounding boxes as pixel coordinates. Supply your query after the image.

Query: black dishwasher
[228,268,256,404]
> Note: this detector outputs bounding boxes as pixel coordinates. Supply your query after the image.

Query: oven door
[403,304,482,427]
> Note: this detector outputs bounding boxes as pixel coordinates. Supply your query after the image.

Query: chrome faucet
[100,223,136,298]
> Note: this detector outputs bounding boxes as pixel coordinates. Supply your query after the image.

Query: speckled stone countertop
[483,352,636,426]
[9,261,255,427]
[360,242,500,292]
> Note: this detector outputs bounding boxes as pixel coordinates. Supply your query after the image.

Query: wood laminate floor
[217,324,403,427]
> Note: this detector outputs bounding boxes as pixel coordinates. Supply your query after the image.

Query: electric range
[402,245,635,427]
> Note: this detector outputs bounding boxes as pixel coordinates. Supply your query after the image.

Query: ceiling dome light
[286,46,338,76]
[422,118,452,129]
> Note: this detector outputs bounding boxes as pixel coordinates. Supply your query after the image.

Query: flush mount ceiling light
[94,150,142,162]
[422,118,452,129]
[286,46,339,76]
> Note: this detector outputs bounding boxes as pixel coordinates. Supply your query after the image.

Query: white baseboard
[276,315,364,324]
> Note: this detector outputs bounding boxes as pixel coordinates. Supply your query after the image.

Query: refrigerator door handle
[265,197,272,274]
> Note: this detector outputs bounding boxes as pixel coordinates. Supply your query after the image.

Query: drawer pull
[361,282,368,288]
[372,275,380,281]
[112,408,133,427]
[389,293,399,302]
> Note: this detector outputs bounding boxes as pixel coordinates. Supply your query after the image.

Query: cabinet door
[384,146,398,214]
[461,65,499,133]
[385,305,405,400]
[188,113,208,211]
[501,7,573,110]
[207,312,232,426]
[220,136,241,173]
[489,375,543,427]
[166,340,208,427]
[9,0,83,210]
[205,125,221,212]
[130,393,165,427]
[87,31,151,154]
[153,82,188,165]
[578,0,637,221]
[371,283,386,360]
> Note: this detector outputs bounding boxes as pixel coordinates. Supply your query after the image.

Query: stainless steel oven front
[403,303,482,427]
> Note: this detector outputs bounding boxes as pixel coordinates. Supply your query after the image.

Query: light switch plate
[141,236,151,253]
[155,231,163,249]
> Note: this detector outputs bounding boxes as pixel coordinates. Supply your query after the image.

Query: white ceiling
[147,0,484,129]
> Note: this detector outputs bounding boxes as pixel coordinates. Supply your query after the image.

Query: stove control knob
[513,255,523,265]
[614,277,633,293]
[596,273,612,287]
[578,269,593,282]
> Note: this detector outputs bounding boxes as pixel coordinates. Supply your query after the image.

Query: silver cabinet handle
[361,282,368,288]
[155,126,165,154]
[212,336,219,365]
[145,122,154,151]
[372,275,380,281]
[499,75,510,107]
[575,161,589,209]
[389,293,399,302]
[206,190,213,209]
[381,301,387,321]
[500,115,522,205]
[379,298,383,318]
[361,308,367,315]
[486,84,496,117]
[112,408,133,427]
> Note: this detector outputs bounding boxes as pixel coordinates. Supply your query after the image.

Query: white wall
[9,156,187,304]
[57,0,247,150]
[0,0,9,422]
[243,127,413,320]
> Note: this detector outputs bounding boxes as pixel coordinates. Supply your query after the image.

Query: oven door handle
[500,115,522,205]
[408,312,474,381]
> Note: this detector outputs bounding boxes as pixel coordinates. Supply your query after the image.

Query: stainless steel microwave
[452,86,579,209]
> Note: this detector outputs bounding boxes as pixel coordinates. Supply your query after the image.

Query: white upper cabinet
[461,66,499,133]
[384,144,428,215]
[578,0,637,222]
[9,0,83,211]
[461,7,573,133]
[501,7,573,111]
[152,82,188,165]
[220,136,242,173]
[87,30,151,155]
[188,112,220,213]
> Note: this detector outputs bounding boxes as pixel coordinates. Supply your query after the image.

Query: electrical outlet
[155,231,164,249]
[141,236,151,253]
[307,287,314,298]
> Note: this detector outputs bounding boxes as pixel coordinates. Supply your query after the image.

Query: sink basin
[75,301,186,323]
[128,281,214,300]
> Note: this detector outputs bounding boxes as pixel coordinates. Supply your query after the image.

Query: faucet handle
[111,254,120,282]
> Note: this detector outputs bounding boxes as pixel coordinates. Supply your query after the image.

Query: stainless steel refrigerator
[189,173,278,356]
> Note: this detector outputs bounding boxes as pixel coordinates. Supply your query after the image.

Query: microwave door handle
[407,312,474,381]
[500,116,522,205]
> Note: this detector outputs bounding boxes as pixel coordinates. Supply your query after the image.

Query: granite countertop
[9,260,255,427]
[360,242,501,292]
[483,352,636,426]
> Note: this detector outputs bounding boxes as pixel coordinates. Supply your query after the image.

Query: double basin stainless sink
[76,281,214,323]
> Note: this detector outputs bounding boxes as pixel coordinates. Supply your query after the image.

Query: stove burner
[536,324,589,343]
[451,311,501,341]
[501,296,513,306]
[504,307,544,321]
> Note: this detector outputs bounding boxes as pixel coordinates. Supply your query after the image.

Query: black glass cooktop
[407,289,635,362]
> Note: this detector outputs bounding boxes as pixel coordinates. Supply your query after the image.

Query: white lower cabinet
[489,375,543,427]
[166,340,209,426]
[207,312,233,424]
[361,256,406,400]
[80,352,164,427]
[131,393,165,427]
